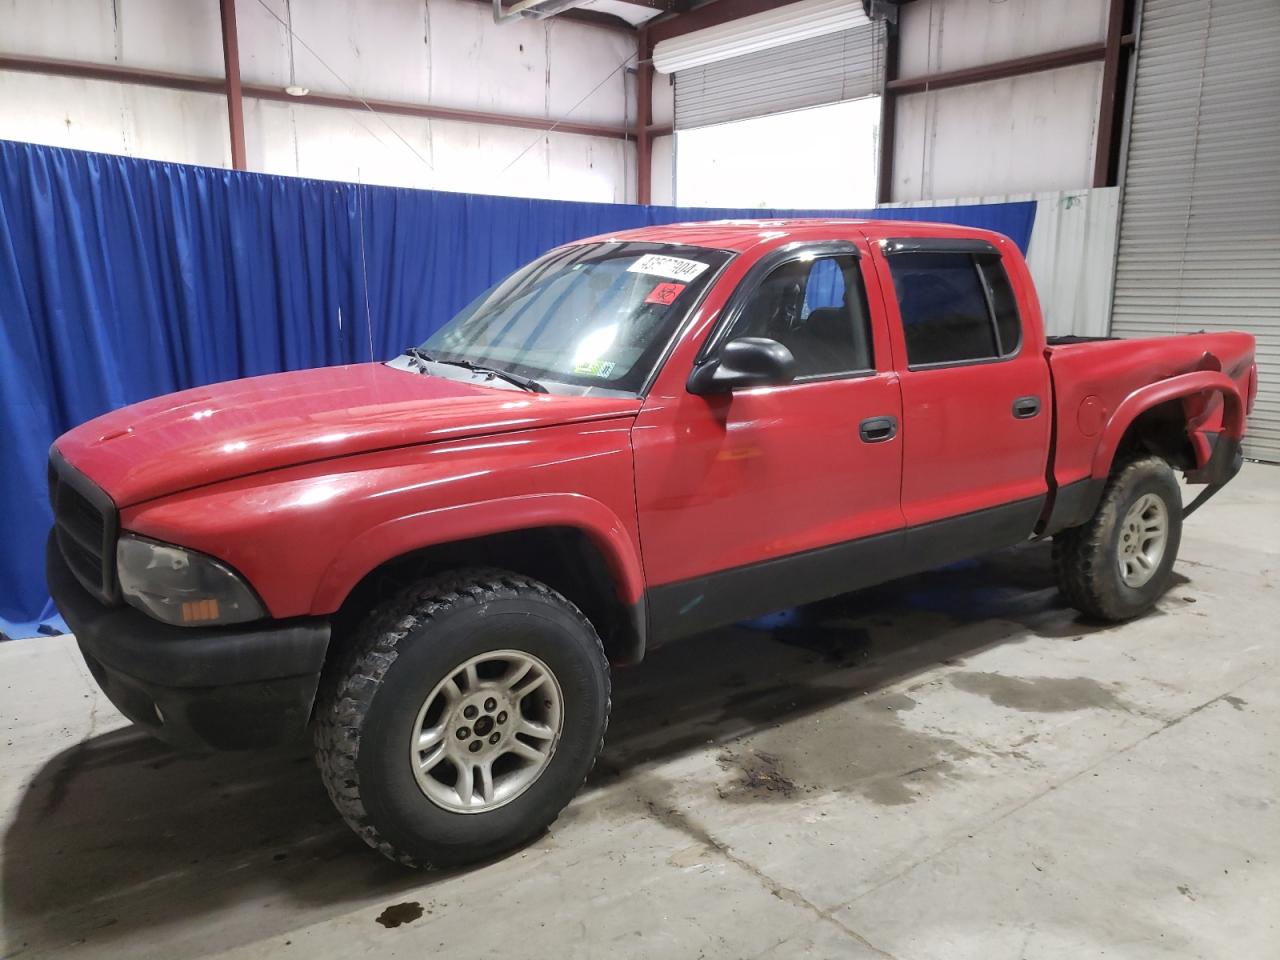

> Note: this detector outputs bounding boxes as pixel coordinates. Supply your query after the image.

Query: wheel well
[327,527,639,669]
[1113,398,1197,473]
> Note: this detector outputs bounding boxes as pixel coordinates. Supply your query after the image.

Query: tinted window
[981,260,1021,355]
[722,254,873,378]
[889,253,997,365]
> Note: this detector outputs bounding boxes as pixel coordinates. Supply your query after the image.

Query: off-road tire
[313,568,610,868]
[1053,456,1183,621]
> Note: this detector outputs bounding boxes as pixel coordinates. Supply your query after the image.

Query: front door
[632,241,906,643]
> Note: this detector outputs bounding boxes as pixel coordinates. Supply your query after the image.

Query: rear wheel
[313,569,610,868]
[1053,455,1183,621]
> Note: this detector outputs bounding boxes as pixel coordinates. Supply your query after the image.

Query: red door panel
[896,361,1051,523]
[865,241,1051,527]
[632,373,905,588]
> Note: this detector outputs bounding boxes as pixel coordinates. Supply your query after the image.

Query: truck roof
[577,217,1007,253]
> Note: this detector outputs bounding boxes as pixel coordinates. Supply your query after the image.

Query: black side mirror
[687,337,798,395]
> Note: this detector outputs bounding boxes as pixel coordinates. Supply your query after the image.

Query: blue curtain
[0,139,1036,637]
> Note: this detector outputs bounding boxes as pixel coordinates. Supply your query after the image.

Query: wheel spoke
[455,758,475,807]
[418,725,446,751]
[418,742,447,771]
[512,671,547,700]
[439,677,462,704]
[1135,552,1153,570]
[462,662,479,691]
[478,762,495,805]
[508,739,545,763]
[500,660,534,691]
[518,720,555,741]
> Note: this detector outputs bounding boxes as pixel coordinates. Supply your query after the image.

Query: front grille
[49,449,119,604]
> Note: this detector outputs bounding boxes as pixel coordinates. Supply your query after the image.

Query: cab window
[720,254,873,378]
[887,252,1022,366]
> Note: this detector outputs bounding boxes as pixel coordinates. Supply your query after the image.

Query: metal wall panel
[1112,0,1280,461]
[674,21,884,130]
[882,189,1122,339]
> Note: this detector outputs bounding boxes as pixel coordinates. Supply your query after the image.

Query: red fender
[1091,371,1246,480]
[309,493,646,615]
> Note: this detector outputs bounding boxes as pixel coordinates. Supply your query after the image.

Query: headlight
[116,535,266,626]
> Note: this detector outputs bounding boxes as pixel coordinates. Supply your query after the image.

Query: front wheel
[1053,455,1183,621]
[313,569,610,868]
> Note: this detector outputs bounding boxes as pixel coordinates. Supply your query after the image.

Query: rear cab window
[885,245,1022,368]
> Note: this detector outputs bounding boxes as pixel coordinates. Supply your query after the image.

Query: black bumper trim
[48,533,330,750]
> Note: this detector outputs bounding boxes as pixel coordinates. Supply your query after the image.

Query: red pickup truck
[48,219,1256,867]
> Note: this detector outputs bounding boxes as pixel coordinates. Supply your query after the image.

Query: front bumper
[47,533,330,750]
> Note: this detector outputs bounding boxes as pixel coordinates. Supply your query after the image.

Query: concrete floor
[2,464,1277,960]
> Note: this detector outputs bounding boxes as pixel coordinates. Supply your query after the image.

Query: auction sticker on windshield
[627,254,711,282]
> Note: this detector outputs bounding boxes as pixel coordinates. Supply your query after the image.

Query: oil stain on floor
[714,691,976,807]
[948,672,1132,713]
[376,902,424,929]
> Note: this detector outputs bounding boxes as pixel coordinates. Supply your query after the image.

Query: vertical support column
[220,0,248,171]
[636,27,653,206]
[1092,0,1125,187]
[875,22,899,205]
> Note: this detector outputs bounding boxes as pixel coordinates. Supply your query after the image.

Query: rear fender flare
[1091,371,1246,480]
[310,493,645,615]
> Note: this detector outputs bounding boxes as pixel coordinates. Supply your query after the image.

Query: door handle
[859,415,898,443]
[1012,396,1041,419]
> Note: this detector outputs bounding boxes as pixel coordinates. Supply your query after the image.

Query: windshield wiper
[431,357,548,394]
[403,346,435,372]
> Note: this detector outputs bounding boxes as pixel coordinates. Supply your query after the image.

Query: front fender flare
[309,492,645,616]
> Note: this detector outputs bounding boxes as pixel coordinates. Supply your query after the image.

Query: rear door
[868,237,1051,564]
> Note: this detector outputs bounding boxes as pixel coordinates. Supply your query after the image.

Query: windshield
[417,242,733,395]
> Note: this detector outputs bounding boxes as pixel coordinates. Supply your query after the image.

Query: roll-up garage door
[674,20,884,131]
[1111,0,1280,461]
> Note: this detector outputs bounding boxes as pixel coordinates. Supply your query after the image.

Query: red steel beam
[1092,0,1126,187]
[218,0,247,171]
[876,23,900,205]
[887,42,1108,96]
[0,55,222,92]
[244,84,632,139]
[0,54,633,141]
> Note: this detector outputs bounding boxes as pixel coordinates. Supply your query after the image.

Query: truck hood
[55,363,641,506]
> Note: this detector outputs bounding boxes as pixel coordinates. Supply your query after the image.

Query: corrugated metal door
[674,21,885,130]
[1111,0,1280,461]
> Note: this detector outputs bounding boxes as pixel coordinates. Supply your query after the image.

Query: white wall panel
[236,0,634,128]
[0,0,223,74]
[0,70,232,167]
[898,0,1108,79]
[649,134,674,206]
[0,0,636,201]
[882,188,1121,339]
[891,63,1103,200]
[247,97,629,201]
